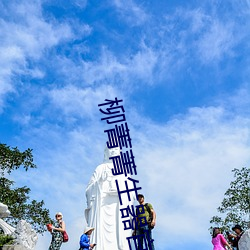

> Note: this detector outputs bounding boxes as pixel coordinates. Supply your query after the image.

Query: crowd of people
[47,202,245,250]
[47,194,156,250]
[212,224,245,250]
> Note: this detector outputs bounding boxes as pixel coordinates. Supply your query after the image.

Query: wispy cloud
[81,47,127,85]
[196,20,235,63]
[164,8,238,64]
[16,96,250,249]
[1,1,250,250]
[0,0,74,110]
[73,0,87,9]
[48,84,119,120]
[112,0,148,26]
[81,45,158,87]
[131,104,250,248]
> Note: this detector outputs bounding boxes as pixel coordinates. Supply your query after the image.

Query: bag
[62,231,69,242]
[136,203,154,229]
[46,224,52,232]
[145,203,154,230]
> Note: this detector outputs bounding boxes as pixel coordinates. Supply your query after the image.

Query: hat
[232,225,243,231]
[84,227,94,234]
[55,212,63,218]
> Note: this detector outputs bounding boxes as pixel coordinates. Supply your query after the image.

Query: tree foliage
[210,167,250,232]
[0,234,14,246]
[0,144,36,175]
[0,143,52,233]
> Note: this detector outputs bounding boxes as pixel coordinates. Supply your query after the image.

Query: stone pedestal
[1,246,26,250]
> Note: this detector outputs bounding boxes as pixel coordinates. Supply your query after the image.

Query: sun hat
[84,227,95,234]
[55,212,63,218]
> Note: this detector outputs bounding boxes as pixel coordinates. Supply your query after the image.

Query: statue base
[1,245,26,250]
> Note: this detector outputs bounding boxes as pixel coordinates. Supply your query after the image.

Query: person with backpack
[48,212,66,250]
[132,194,156,250]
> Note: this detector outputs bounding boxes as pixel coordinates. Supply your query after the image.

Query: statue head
[103,146,120,163]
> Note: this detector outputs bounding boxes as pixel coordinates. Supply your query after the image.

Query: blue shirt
[79,234,90,250]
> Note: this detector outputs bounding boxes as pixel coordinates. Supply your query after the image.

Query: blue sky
[1,0,250,249]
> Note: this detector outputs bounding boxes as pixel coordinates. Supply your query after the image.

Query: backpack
[144,203,154,229]
[136,203,154,229]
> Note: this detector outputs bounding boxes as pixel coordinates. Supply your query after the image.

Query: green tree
[210,167,250,232]
[0,143,52,233]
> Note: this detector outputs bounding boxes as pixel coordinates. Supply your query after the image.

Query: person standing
[212,227,232,250]
[79,227,96,250]
[231,225,244,250]
[48,212,66,250]
[132,194,156,250]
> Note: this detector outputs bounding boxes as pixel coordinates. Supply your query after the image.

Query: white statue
[0,203,38,250]
[85,146,136,250]
[239,229,250,250]
[0,202,15,235]
[13,220,38,250]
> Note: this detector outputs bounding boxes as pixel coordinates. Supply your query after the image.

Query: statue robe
[85,162,135,250]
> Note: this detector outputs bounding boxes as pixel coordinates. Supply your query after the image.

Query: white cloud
[188,8,210,33]
[81,45,158,87]
[130,105,250,248]
[0,1,73,58]
[159,7,240,67]
[11,96,250,250]
[82,48,127,85]
[48,84,119,120]
[196,20,235,63]
[73,0,87,9]
[112,0,148,26]
[0,45,25,110]
[126,43,158,85]
[2,2,250,250]
[0,1,74,111]
[224,84,250,114]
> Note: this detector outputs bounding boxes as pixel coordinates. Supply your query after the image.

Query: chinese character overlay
[110,150,137,176]
[98,98,125,124]
[115,177,142,205]
[120,205,147,230]
[104,122,132,149]
[98,97,155,250]
[127,230,154,250]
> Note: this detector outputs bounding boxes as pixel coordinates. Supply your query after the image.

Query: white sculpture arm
[0,202,15,234]
[0,218,15,235]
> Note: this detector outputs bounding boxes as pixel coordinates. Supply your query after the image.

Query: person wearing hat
[79,227,96,250]
[230,225,244,250]
[48,212,66,250]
